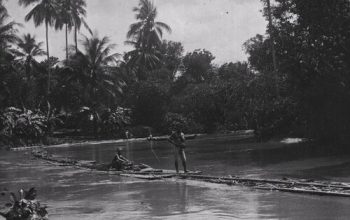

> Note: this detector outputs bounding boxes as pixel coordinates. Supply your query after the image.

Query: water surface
[1,134,350,219]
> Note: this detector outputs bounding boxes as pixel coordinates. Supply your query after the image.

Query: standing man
[168,128,188,173]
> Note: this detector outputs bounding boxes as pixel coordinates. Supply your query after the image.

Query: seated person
[110,148,133,170]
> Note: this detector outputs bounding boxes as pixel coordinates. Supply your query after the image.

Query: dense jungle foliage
[1,0,349,147]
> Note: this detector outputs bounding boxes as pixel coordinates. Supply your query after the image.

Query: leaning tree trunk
[45,21,50,96]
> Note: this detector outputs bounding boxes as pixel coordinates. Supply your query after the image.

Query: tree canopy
[1,0,350,145]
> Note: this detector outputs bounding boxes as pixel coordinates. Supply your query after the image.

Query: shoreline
[8,130,255,151]
[9,133,207,151]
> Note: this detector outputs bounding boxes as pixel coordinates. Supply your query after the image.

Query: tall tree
[68,34,122,135]
[182,49,215,83]
[127,0,171,49]
[19,0,59,93]
[247,0,350,142]
[55,0,90,60]
[0,1,18,50]
[11,33,45,80]
[125,0,172,80]
[69,34,122,104]
[70,0,90,53]
[55,0,72,61]
[0,1,20,108]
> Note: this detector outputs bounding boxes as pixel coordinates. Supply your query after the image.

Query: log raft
[31,149,350,198]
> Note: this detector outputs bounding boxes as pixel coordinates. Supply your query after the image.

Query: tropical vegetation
[0,187,48,220]
[1,0,349,148]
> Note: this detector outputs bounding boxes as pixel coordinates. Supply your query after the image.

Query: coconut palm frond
[155,21,172,33]
[125,0,172,79]
[18,0,41,7]
[81,17,92,35]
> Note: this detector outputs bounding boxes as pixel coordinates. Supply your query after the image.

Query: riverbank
[8,130,255,151]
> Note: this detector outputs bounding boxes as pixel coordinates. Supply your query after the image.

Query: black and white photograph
[1,0,350,219]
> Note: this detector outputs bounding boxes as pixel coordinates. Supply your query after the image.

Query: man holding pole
[168,127,188,173]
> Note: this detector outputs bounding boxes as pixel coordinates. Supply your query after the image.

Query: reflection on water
[1,135,350,219]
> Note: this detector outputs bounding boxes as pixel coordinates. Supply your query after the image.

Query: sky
[4,0,267,64]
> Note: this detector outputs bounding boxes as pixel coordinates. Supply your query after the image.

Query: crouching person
[110,148,133,171]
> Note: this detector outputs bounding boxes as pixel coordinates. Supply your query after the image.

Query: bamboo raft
[31,149,350,198]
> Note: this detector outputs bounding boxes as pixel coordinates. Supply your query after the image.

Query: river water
[1,134,350,219]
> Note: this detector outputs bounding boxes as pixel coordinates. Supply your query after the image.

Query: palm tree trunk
[25,58,30,81]
[74,26,78,53]
[66,23,69,61]
[46,21,50,95]
[266,0,278,96]
[266,0,277,72]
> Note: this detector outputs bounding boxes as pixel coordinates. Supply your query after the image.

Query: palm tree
[124,40,161,80]
[18,0,59,93]
[127,0,171,49]
[56,0,92,61]
[11,33,46,80]
[265,0,278,96]
[0,2,18,50]
[70,0,90,53]
[0,1,19,108]
[55,0,89,61]
[70,34,121,100]
[68,34,122,136]
[126,0,171,80]
[54,0,73,61]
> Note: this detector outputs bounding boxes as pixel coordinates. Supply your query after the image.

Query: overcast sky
[4,0,267,64]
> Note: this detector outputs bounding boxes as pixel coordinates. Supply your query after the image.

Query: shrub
[126,81,170,131]
[128,125,152,138]
[0,188,48,220]
[100,107,131,137]
[0,107,62,147]
[163,112,204,134]
[14,110,47,143]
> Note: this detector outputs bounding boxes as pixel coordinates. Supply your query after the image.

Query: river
[1,134,350,219]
